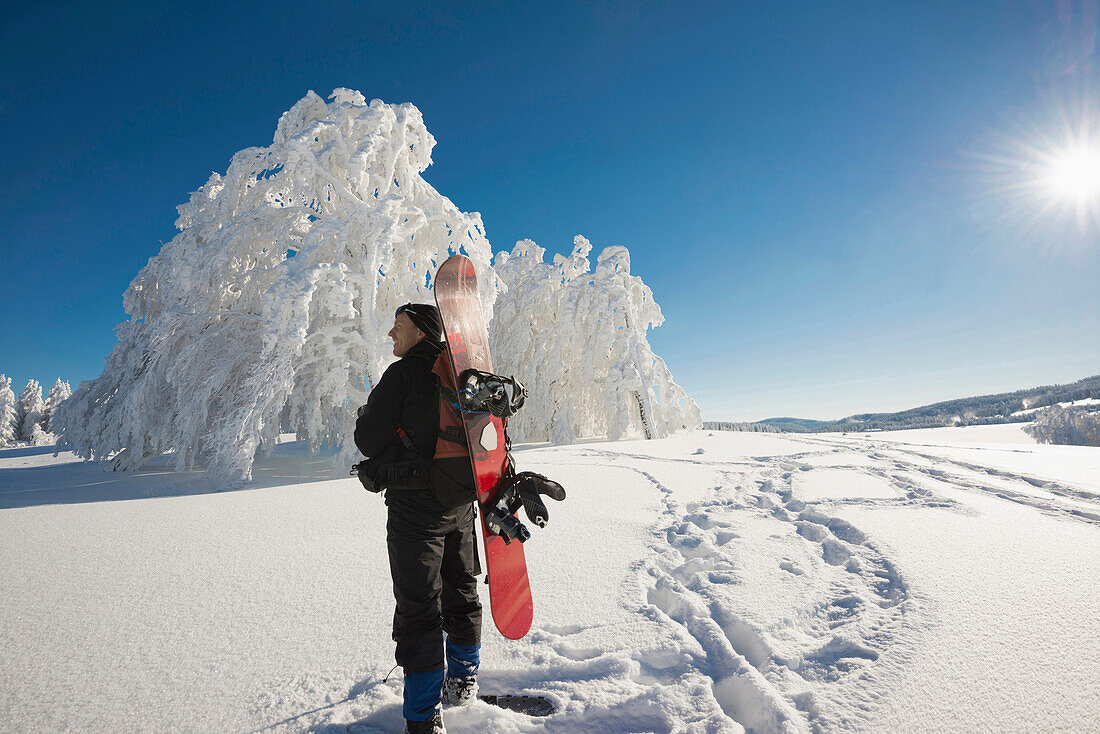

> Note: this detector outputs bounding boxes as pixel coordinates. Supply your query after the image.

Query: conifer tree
[42,379,72,433]
[18,379,44,443]
[0,376,17,447]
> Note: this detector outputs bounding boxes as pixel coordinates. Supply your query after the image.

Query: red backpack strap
[431,347,457,391]
[432,348,469,461]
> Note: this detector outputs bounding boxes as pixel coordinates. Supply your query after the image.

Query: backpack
[352,348,567,530]
[351,348,476,509]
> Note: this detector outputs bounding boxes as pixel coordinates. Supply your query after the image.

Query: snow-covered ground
[2,426,1098,733]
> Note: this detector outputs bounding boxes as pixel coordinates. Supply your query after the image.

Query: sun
[1047,146,1100,202]
[965,126,1100,241]
[962,93,1100,242]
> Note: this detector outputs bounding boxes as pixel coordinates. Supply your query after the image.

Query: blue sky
[2,1,1098,421]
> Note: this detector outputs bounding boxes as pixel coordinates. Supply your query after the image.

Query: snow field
[1,473,391,732]
[831,487,1100,732]
[2,426,1098,733]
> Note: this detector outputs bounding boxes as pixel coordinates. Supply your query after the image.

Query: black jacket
[355,339,445,462]
[354,339,476,509]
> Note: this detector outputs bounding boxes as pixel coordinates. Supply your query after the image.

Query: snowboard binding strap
[457,369,527,418]
[483,471,567,545]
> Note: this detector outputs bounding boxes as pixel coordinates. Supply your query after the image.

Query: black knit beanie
[395,303,444,342]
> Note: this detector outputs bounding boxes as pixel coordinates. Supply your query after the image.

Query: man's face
[388,313,424,358]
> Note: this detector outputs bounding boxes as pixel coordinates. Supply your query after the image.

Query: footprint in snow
[780,559,805,575]
[714,529,740,545]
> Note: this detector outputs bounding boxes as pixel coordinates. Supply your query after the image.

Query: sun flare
[1048,146,1100,202]
[963,92,1100,241]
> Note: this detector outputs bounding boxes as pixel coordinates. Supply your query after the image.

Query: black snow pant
[386,488,482,673]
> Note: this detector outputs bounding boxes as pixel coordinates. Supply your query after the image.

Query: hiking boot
[442,675,478,706]
[404,710,445,734]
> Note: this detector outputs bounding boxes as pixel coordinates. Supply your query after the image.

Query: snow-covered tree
[1025,405,1100,446]
[42,378,72,433]
[0,375,17,447]
[491,235,701,444]
[704,422,783,433]
[55,89,498,486]
[18,379,45,443]
[56,88,703,484]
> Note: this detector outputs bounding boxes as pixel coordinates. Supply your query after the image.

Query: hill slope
[708,374,1100,433]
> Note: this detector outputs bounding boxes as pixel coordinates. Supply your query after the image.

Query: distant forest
[706,374,1100,433]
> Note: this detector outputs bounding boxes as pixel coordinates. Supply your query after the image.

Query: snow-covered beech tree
[42,378,72,433]
[0,376,17,447]
[56,89,497,485]
[490,236,701,444]
[18,379,46,444]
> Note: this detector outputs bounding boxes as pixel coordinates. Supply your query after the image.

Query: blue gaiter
[403,668,444,721]
[445,639,481,678]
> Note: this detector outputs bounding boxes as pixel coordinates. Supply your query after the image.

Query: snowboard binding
[457,369,527,418]
[483,471,567,545]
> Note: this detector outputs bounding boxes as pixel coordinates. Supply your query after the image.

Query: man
[354,303,482,734]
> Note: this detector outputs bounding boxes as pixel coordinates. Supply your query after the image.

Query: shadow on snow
[0,441,347,510]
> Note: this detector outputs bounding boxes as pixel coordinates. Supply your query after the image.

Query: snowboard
[433,254,534,640]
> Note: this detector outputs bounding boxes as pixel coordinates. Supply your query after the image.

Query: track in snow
[558,444,930,734]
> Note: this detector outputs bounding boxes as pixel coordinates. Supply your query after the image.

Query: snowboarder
[354,303,482,734]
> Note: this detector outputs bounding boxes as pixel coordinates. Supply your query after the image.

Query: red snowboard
[434,254,533,640]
